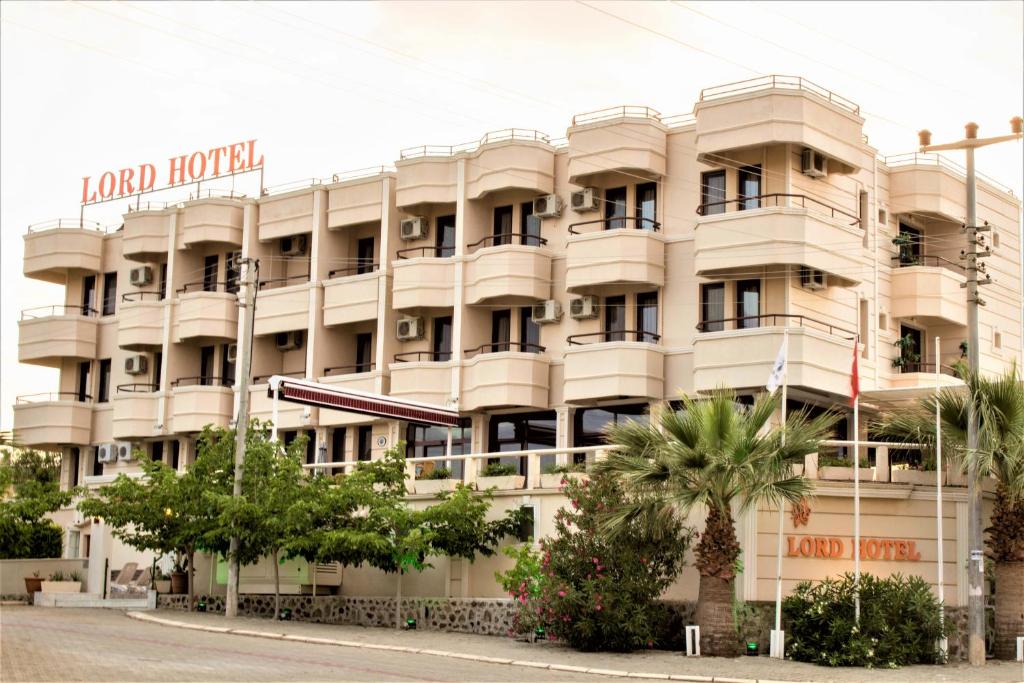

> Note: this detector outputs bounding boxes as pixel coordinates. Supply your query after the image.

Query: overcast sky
[2,1,1022,430]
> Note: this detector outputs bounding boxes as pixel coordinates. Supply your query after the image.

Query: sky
[1,1,1022,430]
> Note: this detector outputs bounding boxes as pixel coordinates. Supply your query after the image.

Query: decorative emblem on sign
[791,498,811,528]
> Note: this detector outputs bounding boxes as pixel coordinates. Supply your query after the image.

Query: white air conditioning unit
[396,316,424,341]
[275,331,305,351]
[569,295,600,320]
[124,355,148,375]
[533,194,563,218]
[115,441,133,462]
[801,148,828,178]
[226,344,238,363]
[570,187,599,212]
[400,217,428,241]
[281,235,308,256]
[531,299,562,324]
[800,268,827,291]
[96,444,116,464]
[129,266,153,287]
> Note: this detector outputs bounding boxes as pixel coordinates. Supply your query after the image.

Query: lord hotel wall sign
[785,500,922,562]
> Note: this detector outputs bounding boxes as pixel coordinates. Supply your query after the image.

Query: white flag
[766,338,787,393]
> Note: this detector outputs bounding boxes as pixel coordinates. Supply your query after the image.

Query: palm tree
[595,389,839,656]
[874,363,1024,660]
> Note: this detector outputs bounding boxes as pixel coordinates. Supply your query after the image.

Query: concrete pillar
[87,519,109,597]
[875,446,890,482]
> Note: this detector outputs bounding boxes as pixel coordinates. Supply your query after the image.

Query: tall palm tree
[595,389,839,656]
[874,363,1024,660]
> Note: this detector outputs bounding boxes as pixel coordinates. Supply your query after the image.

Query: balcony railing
[395,246,454,259]
[116,383,159,393]
[327,263,379,278]
[16,392,92,403]
[696,193,860,226]
[699,75,860,115]
[463,342,545,358]
[897,362,960,376]
[21,305,96,319]
[572,106,662,126]
[323,363,376,376]
[467,233,548,251]
[252,371,304,383]
[696,313,857,339]
[394,351,452,362]
[121,291,163,303]
[568,216,661,234]
[884,152,1015,196]
[170,376,234,388]
[399,129,552,160]
[328,165,395,183]
[257,274,311,291]
[567,330,661,345]
[26,218,108,233]
[176,280,239,295]
[890,255,965,274]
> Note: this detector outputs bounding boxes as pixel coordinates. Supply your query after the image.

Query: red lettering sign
[786,535,922,562]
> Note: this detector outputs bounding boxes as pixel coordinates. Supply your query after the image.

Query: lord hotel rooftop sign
[81,139,263,205]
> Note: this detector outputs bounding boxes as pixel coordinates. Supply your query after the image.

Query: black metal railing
[463,341,546,358]
[696,193,860,226]
[20,304,97,319]
[566,330,661,345]
[251,371,305,384]
[328,263,380,278]
[176,280,238,295]
[568,216,661,235]
[696,313,857,340]
[258,274,310,291]
[170,376,234,388]
[323,363,376,376]
[466,234,548,251]
[121,291,163,303]
[897,362,959,376]
[116,383,159,393]
[15,391,93,403]
[393,350,452,362]
[890,255,965,274]
[396,246,455,259]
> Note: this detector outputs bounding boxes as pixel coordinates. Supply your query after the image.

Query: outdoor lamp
[405,618,417,630]
[746,642,759,656]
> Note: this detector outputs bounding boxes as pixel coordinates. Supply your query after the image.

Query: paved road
[0,606,591,682]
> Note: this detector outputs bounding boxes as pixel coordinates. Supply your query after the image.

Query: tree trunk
[187,548,195,612]
[693,504,741,656]
[272,549,280,621]
[993,561,1023,660]
[395,570,403,630]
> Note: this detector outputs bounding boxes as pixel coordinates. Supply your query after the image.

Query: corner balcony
[19,305,98,367]
[392,248,456,310]
[566,107,667,184]
[693,315,857,398]
[694,76,870,173]
[13,393,93,448]
[884,154,997,223]
[890,257,967,327]
[388,352,455,406]
[563,332,664,404]
[249,374,311,430]
[23,220,105,284]
[323,267,380,326]
[694,197,867,286]
[181,197,245,248]
[464,236,551,304]
[174,283,238,343]
[254,277,312,336]
[461,343,549,411]
[326,167,390,229]
[464,130,555,199]
[118,292,165,349]
[257,188,314,242]
[122,208,172,261]
[169,377,234,433]
[317,365,385,426]
[112,384,163,440]
[395,152,458,208]
[565,218,664,293]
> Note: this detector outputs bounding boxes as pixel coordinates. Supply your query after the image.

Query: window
[700,283,726,332]
[357,237,375,274]
[92,448,104,477]
[897,223,922,264]
[151,441,163,464]
[516,505,536,543]
[898,325,923,373]
[436,214,456,257]
[305,430,316,465]
[573,404,649,462]
[358,426,373,462]
[225,252,240,294]
[200,346,215,385]
[68,530,81,559]
[491,309,511,352]
[331,428,346,463]
[355,333,373,372]
[220,344,235,387]
[432,316,453,361]
[158,263,168,300]
[82,275,97,314]
[604,295,626,342]
[738,165,762,211]
[101,272,117,316]
[203,255,219,292]
[153,351,162,388]
[736,280,760,328]
[635,182,657,230]
[97,359,111,403]
[406,419,471,478]
[994,330,1003,350]
[489,411,557,474]
[636,292,658,342]
[520,201,542,246]
[77,361,91,402]
[859,300,870,359]
[605,187,627,229]
[520,306,541,352]
[69,448,80,488]
[493,205,513,246]
[700,171,726,215]
[170,440,180,471]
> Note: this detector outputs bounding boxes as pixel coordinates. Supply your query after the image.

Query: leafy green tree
[595,390,839,655]
[0,447,72,559]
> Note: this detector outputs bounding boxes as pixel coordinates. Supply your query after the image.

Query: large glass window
[97,359,111,403]
[636,292,658,342]
[491,309,511,351]
[493,205,513,246]
[604,295,626,342]
[701,170,726,215]
[355,333,373,372]
[101,272,117,316]
[635,182,657,230]
[605,187,627,229]
[436,215,456,257]
[736,280,761,329]
[406,418,471,478]
[357,237,375,274]
[203,255,219,292]
[488,411,557,475]
[520,306,541,352]
[573,404,649,463]
[432,316,453,361]
[738,165,762,211]
[700,283,726,332]
[520,201,542,246]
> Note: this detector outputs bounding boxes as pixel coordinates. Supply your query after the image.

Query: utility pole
[918,117,1022,666]
[225,256,258,618]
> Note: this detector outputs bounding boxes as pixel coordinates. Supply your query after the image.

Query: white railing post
[875,446,890,483]
[526,452,541,491]
[463,455,477,488]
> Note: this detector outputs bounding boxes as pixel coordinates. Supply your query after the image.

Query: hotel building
[13,76,1022,603]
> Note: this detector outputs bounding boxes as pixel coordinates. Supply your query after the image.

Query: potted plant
[170,554,188,594]
[154,568,172,594]
[476,461,525,490]
[816,452,874,482]
[24,571,43,595]
[414,466,459,495]
[892,334,921,372]
[891,233,919,266]
[539,462,587,489]
[41,569,83,593]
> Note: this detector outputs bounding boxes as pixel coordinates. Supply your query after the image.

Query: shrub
[541,463,586,475]
[418,466,452,481]
[784,572,953,668]
[0,517,62,559]
[481,462,518,477]
[48,569,66,581]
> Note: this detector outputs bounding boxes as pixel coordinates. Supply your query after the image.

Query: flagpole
[935,335,947,656]
[771,327,790,659]
[853,335,861,625]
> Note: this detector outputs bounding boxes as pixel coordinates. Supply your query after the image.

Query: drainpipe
[872,158,879,386]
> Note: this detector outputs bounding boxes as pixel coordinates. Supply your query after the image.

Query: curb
[124,611,782,683]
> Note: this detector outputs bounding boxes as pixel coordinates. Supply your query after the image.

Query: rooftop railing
[884,153,1016,196]
[16,392,93,404]
[26,218,110,233]
[572,105,662,126]
[699,75,860,115]
[328,165,396,183]
[21,304,97,319]
[399,128,552,160]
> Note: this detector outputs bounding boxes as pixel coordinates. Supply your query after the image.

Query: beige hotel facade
[12,76,1022,603]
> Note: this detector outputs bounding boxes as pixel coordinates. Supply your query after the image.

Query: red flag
[850,336,860,407]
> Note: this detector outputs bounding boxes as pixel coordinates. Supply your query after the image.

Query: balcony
[23,220,105,284]
[890,363,964,390]
[174,284,238,342]
[461,343,549,411]
[885,153,1010,223]
[388,352,455,406]
[693,315,857,397]
[181,197,245,248]
[566,107,667,184]
[395,152,458,208]
[254,277,312,336]
[694,76,870,173]
[890,257,967,327]
[323,267,381,326]
[249,377,310,430]
[169,378,234,433]
[464,130,555,199]
[464,236,551,304]
[118,292,165,349]
[13,393,93,447]
[112,384,163,440]
[122,208,172,261]
[257,188,314,242]
[326,168,391,229]
[565,218,664,293]
[392,249,456,309]
[317,365,385,426]
[19,306,98,367]
[694,196,867,286]
[563,332,664,404]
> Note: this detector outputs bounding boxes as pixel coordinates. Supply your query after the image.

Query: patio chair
[128,566,152,594]
[108,562,138,595]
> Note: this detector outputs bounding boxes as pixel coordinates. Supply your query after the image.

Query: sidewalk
[130,610,1024,683]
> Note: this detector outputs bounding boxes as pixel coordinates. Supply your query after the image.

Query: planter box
[540,472,587,489]
[170,572,188,594]
[946,469,967,487]
[892,469,942,486]
[415,479,459,495]
[154,579,171,594]
[819,466,875,482]
[477,475,525,491]
[41,581,81,593]
[791,464,805,477]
